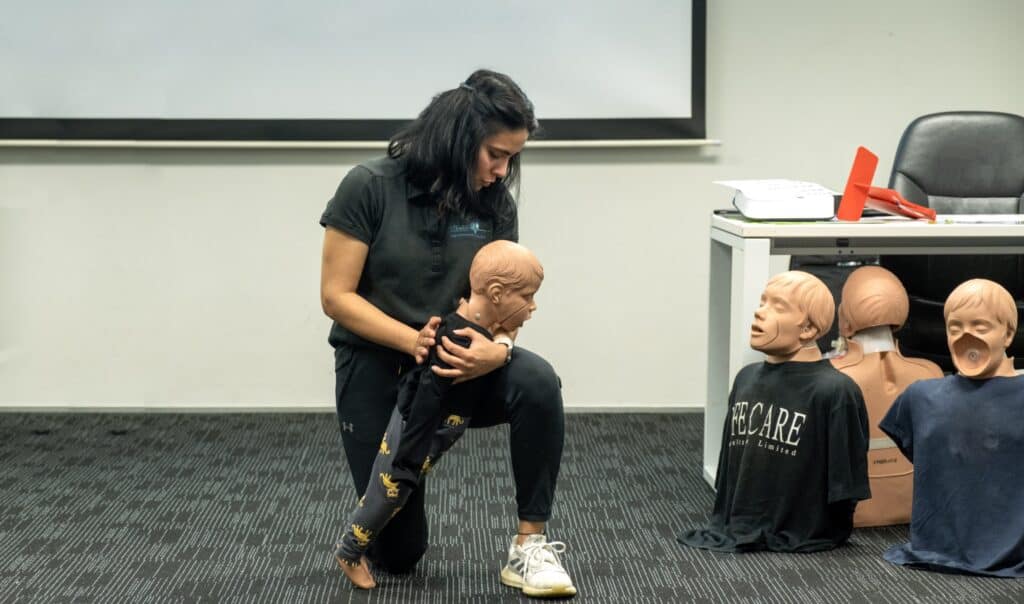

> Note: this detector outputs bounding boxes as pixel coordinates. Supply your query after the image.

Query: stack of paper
[715,179,837,221]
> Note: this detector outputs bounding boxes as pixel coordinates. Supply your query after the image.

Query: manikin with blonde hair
[880,279,1024,577]
[333,241,548,590]
[679,271,870,553]
[830,266,942,527]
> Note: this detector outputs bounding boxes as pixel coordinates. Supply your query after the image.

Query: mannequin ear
[800,321,820,343]
[487,282,504,305]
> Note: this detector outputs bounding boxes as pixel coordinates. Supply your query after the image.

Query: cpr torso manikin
[829,266,942,527]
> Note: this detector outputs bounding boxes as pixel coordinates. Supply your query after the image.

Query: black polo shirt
[320,156,518,350]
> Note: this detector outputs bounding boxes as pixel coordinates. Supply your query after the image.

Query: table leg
[703,236,771,487]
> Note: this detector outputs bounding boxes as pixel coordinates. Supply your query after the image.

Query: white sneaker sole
[500,566,577,598]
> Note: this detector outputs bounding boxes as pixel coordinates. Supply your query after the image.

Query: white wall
[2,0,1022,411]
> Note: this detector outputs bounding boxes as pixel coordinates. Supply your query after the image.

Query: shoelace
[520,540,568,573]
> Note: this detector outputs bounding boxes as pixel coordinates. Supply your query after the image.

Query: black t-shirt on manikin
[679,359,871,553]
[319,156,518,351]
[392,312,492,476]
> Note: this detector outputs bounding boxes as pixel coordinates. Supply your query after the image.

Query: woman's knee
[505,348,563,415]
[368,541,428,574]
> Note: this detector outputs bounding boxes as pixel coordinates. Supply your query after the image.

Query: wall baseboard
[564,404,702,414]
[0,402,704,413]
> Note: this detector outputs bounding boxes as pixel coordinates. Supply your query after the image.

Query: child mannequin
[333,240,545,589]
[880,279,1024,576]
[679,271,870,552]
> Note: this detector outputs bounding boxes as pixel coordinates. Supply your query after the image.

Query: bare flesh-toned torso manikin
[830,266,942,527]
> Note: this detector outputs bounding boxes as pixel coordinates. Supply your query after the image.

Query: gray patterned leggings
[334,405,470,563]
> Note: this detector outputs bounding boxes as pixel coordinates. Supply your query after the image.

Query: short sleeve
[879,388,914,463]
[711,383,738,495]
[319,165,382,245]
[711,365,752,498]
[827,381,871,504]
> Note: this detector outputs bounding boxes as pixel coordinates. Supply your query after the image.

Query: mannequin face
[492,284,538,330]
[946,305,1014,378]
[750,283,817,358]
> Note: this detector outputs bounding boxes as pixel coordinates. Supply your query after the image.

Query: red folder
[836,146,936,221]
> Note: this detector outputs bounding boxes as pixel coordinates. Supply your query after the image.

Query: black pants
[333,344,565,573]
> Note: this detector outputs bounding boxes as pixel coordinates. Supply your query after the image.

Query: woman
[319,69,575,598]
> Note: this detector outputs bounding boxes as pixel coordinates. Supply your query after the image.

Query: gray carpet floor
[1,412,1022,603]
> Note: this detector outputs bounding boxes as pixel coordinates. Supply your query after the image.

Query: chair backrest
[880,111,1024,371]
[888,111,1024,211]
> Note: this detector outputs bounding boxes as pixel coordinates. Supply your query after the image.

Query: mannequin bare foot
[336,555,376,589]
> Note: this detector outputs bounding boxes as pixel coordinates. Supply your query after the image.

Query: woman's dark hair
[388,69,539,222]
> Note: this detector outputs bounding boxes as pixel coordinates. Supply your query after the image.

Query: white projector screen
[0,0,705,141]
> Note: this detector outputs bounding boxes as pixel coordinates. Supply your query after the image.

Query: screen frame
[0,1,705,142]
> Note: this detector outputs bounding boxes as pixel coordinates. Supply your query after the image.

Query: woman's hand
[412,316,442,364]
[432,328,509,383]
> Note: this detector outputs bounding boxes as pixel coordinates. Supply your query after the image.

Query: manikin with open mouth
[880,278,1024,577]
[679,271,870,553]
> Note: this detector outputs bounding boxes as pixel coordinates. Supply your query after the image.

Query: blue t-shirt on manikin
[880,374,1024,577]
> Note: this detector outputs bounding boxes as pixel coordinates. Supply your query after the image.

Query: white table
[703,213,1024,486]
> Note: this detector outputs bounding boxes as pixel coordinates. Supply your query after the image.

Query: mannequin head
[944,279,1017,379]
[837,266,909,338]
[466,240,544,331]
[751,271,834,362]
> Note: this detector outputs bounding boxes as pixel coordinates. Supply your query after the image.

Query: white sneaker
[500,534,577,598]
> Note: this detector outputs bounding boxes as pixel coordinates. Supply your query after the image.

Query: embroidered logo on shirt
[448,221,491,239]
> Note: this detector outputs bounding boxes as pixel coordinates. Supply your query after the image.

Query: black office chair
[879,111,1024,372]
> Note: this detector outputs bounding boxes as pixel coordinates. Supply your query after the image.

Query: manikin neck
[851,325,897,354]
[765,344,822,364]
[458,294,530,333]
[997,356,1018,378]
[457,297,496,333]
